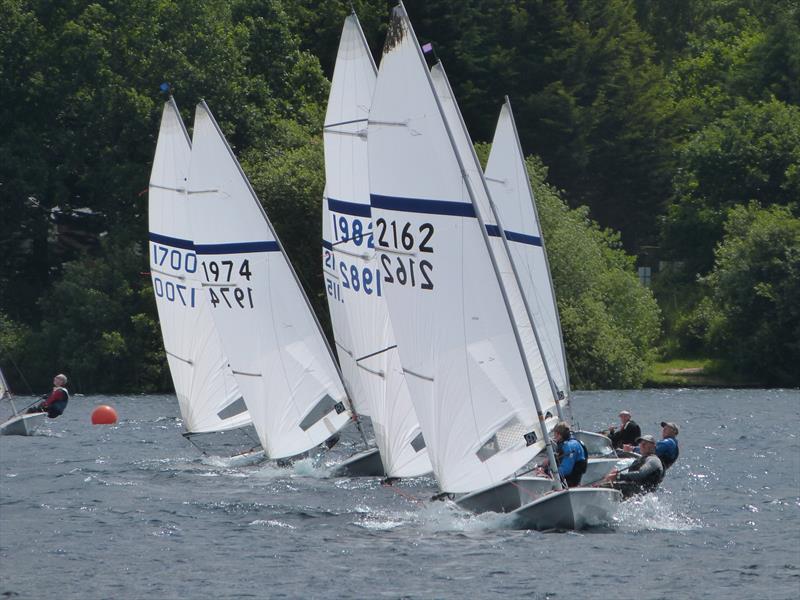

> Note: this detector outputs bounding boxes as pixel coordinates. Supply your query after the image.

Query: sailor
[605,434,664,497]
[624,421,680,470]
[607,410,641,448]
[27,374,70,418]
[552,422,588,487]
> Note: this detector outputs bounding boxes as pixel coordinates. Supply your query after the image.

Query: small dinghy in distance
[367,3,619,530]
[0,368,46,436]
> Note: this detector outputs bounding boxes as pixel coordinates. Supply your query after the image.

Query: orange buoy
[91,405,118,425]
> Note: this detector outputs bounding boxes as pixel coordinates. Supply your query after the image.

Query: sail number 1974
[201,259,255,309]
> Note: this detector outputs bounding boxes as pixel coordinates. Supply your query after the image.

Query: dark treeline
[0,0,797,393]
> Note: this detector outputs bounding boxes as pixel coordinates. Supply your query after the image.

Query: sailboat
[187,100,369,464]
[322,13,432,478]
[148,99,260,460]
[483,97,631,483]
[367,3,620,529]
[0,368,46,436]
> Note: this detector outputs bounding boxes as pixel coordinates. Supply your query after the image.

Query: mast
[401,4,562,491]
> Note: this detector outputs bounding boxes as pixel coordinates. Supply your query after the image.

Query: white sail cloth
[368,6,548,493]
[148,100,250,434]
[430,62,559,424]
[188,102,351,459]
[485,101,570,403]
[323,14,431,477]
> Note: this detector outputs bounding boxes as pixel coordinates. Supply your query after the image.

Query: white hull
[0,412,47,436]
[584,456,635,485]
[510,487,621,531]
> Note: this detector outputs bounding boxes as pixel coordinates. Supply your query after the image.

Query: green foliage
[26,238,168,393]
[698,203,800,385]
[664,99,800,273]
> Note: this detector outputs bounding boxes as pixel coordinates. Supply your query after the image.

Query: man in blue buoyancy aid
[552,422,588,487]
[625,421,680,470]
[27,374,70,418]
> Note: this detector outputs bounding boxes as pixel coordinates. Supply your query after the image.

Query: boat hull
[510,487,622,531]
[0,412,47,436]
[456,476,553,513]
[329,447,385,477]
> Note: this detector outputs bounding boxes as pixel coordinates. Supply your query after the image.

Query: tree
[663,99,800,274]
[701,203,800,385]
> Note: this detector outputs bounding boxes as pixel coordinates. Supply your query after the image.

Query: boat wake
[612,493,702,531]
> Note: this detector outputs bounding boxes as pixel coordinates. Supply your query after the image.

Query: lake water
[1,389,798,599]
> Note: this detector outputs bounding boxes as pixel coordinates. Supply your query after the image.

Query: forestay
[368,5,547,494]
[485,100,571,406]
[323,14,431,477]
[188,101,352,459]
[430,62,559,426]
[148,99,250,434]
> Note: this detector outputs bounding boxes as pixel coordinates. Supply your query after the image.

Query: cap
[619,410,631,416]
[660,421,679,435]
[636,434,656,444]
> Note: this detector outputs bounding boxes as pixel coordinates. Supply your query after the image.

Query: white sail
[368,5,549,493]
[430,62,559,424]
[188,101,352,459]
[322,189,369,417]
[323,13,431,477]
[485,100,571,403]
[148,99,251,434]
[0,367,10,400]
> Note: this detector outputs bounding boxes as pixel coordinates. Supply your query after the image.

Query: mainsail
[148,99,251,434]
[188,101,352,460]
[485,99,571,409]
[430,61,559,424]
[323,13,431,477]
[368,5,553,493]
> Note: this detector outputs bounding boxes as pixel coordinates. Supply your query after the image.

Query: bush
[701,202,800,385]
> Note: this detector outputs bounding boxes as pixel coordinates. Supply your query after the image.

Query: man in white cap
[608,410,641,449]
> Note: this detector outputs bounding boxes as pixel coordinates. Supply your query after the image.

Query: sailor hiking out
[27,374,70,419]
[605,434,664,498]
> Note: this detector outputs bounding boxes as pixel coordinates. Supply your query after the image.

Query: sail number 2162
[375,219,434,290]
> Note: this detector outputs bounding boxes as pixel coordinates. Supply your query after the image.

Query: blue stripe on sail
[328,197,371,218]
[485,225,542,247]
[322,239,333,250]
[371,194,476,217]
[194,241,280,255]
[149,232,195,250]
